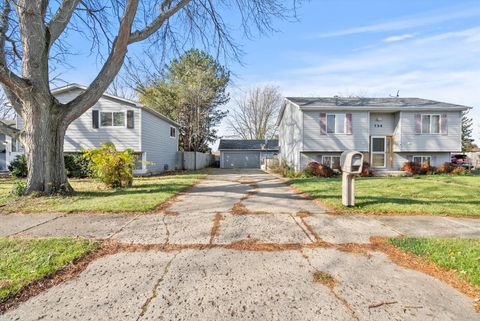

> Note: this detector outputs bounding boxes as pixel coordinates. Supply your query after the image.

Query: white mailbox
[340,151,364,207]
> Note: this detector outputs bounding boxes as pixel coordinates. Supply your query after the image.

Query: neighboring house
[219,139,279,169]
[2,84,180,174]
[277,97,471,172]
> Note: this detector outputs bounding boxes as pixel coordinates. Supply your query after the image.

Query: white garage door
[222,151,261,168]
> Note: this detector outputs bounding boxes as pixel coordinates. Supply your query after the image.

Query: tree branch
[64,0,139,122]
[0,119,19,137]
[128,0,190,44]
[47,0,81,47]
[0,0,29,98]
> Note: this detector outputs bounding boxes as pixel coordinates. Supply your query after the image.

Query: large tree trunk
[21,101,72,195]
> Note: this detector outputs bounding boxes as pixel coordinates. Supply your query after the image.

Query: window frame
[99,111,127,128]
[326,113,346,134]
[412,155,431,165]
[321,155,341,169]
[169,126,176,138]
[421,114,441,134]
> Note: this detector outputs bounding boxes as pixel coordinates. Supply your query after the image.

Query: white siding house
[3,84,180,174]
[277,97,470,172]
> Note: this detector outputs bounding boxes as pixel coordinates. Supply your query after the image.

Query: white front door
[371,136,386,168]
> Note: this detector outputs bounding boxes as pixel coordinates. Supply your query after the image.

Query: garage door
[222,151,261,168]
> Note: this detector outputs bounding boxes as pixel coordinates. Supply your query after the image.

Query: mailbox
[340,151,364,207]
[340,151,364,174]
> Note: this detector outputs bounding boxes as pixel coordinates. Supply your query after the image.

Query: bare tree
[0,89,13,119]
[227,85,282,139]
[0,0,297,194]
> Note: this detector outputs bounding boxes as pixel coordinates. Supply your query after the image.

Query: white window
[326,113,345,134]
[11,137,17,152]
[421,114,440,134]
[170,127,176,138]
[100,112,125,127]
[412,156,431,164]
[322,155,341,169]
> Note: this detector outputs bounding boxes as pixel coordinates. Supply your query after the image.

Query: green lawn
[0,237,99,302]
[389,237,480,287]
[290,175,480,216]
[0,171,206,213]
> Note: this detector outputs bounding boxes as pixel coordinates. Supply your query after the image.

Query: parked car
[451,154,473,169]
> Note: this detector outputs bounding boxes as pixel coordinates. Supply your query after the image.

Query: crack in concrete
[289,213,315,243]
[209,213,223,244]
[136,252,178,321]
[108,215,140,239]
[9,214,65,236]
[301,249,360,321]
[162,214,170,246]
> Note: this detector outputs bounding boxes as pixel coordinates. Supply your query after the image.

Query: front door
[371,136,386,168]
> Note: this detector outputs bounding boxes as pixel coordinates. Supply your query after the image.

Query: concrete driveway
[2,169,480,320]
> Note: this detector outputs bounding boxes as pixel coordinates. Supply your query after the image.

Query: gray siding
[141,109,178,173]
[278,102,303,171]
[399,111,461,152]
[370,113,395,136]
[303,111,369,152]
[56,90,141,152]
[393,152,451,169]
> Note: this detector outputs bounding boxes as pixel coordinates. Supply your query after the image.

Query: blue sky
[60,0,480,144]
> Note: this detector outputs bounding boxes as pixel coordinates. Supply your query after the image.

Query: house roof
[0,119,16,126]
[218,139,279,151]
[52,83,180,127]
[277,96,472,125]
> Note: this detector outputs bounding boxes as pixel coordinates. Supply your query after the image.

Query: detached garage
[219,139,279,169]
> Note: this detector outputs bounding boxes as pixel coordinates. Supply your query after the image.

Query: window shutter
[345,113,352,134]
[441,113,448,135]
[415,114,421,134]
[92,110,99,129]
[127,110,134,129]
[319,113,327,135]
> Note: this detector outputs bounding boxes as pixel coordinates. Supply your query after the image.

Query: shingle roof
[218,139,279,151]
[285,97,471,109]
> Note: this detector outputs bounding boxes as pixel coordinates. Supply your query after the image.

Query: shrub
[11,180,26,196]
[402,161,418,175]
[8,155,28,178]
[360,162,373,177]
[305,161,334,178]
[435,162,456,174]
[83,142,135,188]
[64,153,91,178]
[451,166,467,175]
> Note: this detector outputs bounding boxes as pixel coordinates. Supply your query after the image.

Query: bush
[305,161,334,178]
[8,155,28,178]
[435,162,456,174]
[83,142,135,188]
[360,162,373,177]
[11,180,26,196]
[64,153,91,178]
[451,166,467,175]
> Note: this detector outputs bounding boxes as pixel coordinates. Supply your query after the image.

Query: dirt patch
[209,213,223,244]
[0,241,120,313]
[232,202,249,215]
[225,239,306,252]
[369,236,480,312]
[313,271,336,288]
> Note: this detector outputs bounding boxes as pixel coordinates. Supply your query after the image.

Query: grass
[0,237,99,302]
[0,171,206,213]
[290,175,480,216]
[389,237,480,288]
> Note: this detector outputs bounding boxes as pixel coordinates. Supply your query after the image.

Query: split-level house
[0,84,180,174]
[277,97,471,172]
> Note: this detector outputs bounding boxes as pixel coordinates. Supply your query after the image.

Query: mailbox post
[340,151,364,207]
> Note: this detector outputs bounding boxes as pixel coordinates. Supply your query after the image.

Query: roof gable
[51,84,180,127]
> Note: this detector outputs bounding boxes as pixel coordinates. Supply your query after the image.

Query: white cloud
[242,27,480,141]
[383,34,415,43]
[312,5,480,38]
